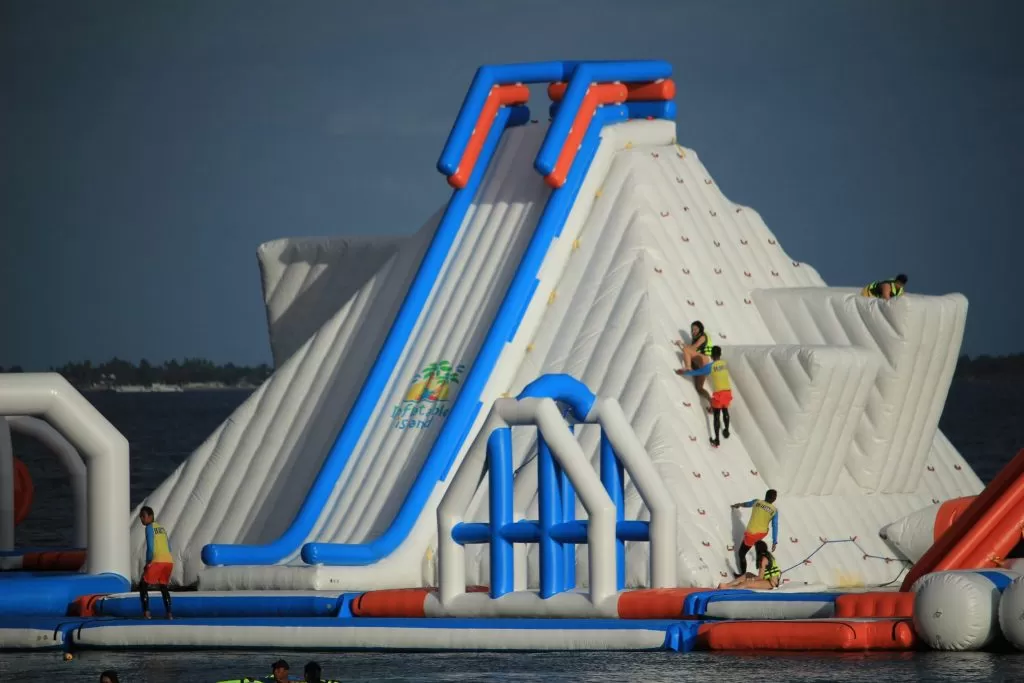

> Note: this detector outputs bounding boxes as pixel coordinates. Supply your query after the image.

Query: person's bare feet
[167,613,173,620]
[143,611,151,620]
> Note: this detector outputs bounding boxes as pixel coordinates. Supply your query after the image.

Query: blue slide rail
[202,60,674,568]
[451,374,651,599]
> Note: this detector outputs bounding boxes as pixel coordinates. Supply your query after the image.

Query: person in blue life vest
[716,541,782,590]
[138,505,173,619]
[861,273,907,300]
[679,345,732,447]
[674,320,714,401]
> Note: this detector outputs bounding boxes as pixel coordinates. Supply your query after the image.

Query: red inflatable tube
[544,83,629,189]
[447,85,530,189]
[616,587,709,619]
[834,592,915,619]
[13,457,33,524]
[547,79,676,103]
[697,619,918,651]
[351,586,489,618]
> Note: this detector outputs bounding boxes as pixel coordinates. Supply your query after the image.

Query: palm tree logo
[404,360,465,403]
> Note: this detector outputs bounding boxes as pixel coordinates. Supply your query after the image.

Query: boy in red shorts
[139,505,174,619]
[680,345,732,447]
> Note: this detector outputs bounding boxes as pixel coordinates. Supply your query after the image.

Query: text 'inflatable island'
[1,59,1021,656]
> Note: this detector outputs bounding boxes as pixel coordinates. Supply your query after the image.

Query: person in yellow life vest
[730,489,779,576]
[680,345,732,447]
[674,320,714,398]
[139,505,173,619]
[717,541,782,590]
[861,273,907,300]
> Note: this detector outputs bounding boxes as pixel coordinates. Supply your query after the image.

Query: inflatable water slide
[3,59,1023,655]
[134,58,982,593]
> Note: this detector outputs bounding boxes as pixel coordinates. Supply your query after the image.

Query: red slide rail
[901,448,1024,590]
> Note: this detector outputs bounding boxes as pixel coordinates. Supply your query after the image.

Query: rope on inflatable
[779,536,910,588]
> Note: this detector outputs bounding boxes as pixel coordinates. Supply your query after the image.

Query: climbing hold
[709,210,717,217]
[688,435,697,442]
[792,261,800,267]
[721,471,730,478]
[740,239,748,245]
[681,235,690,242]
[676,176,685,184]
[819,536,828,543]
[743,271,751,278]
[697,508,706,516]
[572,238,581,250]
[713,267,722,274]
[692,471,702,479]
[803,559,813,565]
[926,465,935,472]
[713,240,720,247]
[727,544,735,552]
[530,119,539,124]
[625,141,633,149]
[750,469,758,476]
[547,291,557,304]
[771,270,779,277]
[682,401,692,408]
[735,207,743,213]
[932,498,940,504]
[850,536,858,542]
[720,333,728,340]
[651,152,660,159]
[595,188,603,198]
[789,537,799,543]
[715,299,724,306]
[720,571,729,578]
[686,299,695,306]
[704,179,713,185]
[654,267,663,274]
[744,298,752,305]
[526,343,535,353]
[702,541,711,547]
[676,145,685,158]
[660,211,670,218]
[682,267,690,275]
[768,238,776,245]
[954,464,962,470]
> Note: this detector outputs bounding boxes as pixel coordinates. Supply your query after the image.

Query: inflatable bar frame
[203,60,675,570]
[437,378,676,610]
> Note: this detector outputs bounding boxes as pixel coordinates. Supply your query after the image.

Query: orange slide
[901,448,1024,590]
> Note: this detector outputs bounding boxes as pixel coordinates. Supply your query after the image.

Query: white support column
[0,374,130,579]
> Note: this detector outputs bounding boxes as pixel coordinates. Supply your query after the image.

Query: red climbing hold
[771,270,779,277]
[682,268,690,275]
[709,210,717,217]
[681,235,690,242]
[682,401,692,407]
[689,435,697,442]
[660,211,670,217]
[750,469,758,476]
[714,267,722,274]
[932,498,940,504]
[715,300,724,306]
[743,271,751,278]
[702,541,711,547]
[954,464,962,470]
[740,239,748,245]
[768,239,776,245]
[743,298,752,305]
[676,176,684,184]
[697,508,706,516]
[792,261,800,267]
[687,299,695,306]
[926,465,935,472]
[692,472,702,479]
[654,267,663,274]
[651,152,660,158]
[722,471,730,478]
[789,537,799,543]
[704,179,713,185]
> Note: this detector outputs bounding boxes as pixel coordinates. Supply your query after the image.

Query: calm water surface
[5,379,1024,681]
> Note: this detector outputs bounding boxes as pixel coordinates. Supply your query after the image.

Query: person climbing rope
[861,274,907,300]
[717,541,781,590]
[679,345,732,447]
[731,489,779,576]
[674,320,713,401]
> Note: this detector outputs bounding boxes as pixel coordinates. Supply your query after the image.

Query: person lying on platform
[674,320,713,401]
[731,489,779,576]
[678,345,732,447]
[138,505,174,620]
[861,273,907,300]
[717,541,782,590]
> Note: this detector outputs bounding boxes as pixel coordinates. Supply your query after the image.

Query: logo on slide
[391,360,465,430]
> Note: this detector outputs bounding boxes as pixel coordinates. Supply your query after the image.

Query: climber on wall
[678,345,732,447]
[861,274,907,300]
[674,320,713,401]
[731,490,779,577]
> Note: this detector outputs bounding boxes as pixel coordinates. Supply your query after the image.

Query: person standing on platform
[138,505,174,620]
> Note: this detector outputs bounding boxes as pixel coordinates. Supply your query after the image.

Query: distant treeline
[0,357,272,388]
[954,353,1024,379]
[0,353,1020,386]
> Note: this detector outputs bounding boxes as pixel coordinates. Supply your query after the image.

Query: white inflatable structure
[131,60,984,593]
[0,374,130,578]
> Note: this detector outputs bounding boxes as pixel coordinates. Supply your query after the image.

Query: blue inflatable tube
[534,61,672,177]
[300,103,633,566]
[517,373,596,420]
[201,104,526,568]
[0,573,130,617]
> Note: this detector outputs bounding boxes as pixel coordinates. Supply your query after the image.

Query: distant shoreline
[79,382,257,393]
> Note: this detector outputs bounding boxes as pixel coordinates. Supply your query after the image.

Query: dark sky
[2,1,1022,369]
